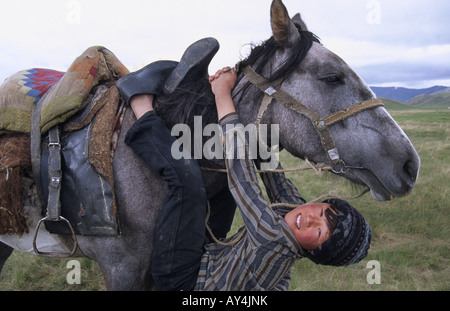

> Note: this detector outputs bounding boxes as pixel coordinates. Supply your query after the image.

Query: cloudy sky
[0,0,449,88]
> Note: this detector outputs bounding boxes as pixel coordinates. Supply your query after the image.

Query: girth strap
[243,66,384,167]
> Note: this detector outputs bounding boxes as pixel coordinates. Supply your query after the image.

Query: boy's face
[284,203,333,251]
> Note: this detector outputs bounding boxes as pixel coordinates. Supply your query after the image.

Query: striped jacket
[195,113,307,291]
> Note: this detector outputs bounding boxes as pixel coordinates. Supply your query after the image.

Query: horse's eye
[320,75,344,85]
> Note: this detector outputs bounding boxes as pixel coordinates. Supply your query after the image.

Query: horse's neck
[231,75,264,126]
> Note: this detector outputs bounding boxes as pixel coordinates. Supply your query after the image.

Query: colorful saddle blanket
[14,68,65,105]
[0,46,129,135]
[0,46,130,237]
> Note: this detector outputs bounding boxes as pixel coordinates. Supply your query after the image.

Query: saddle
[37,84,122,238]
[0,46,129,241]
[0,39,220,249]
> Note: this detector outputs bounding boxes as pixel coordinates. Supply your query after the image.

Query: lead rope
[204,64,375,246]
[205,200,247,246]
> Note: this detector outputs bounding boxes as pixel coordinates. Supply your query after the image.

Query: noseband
[242,66,384,173]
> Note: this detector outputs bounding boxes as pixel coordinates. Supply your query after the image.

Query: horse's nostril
[403,160,418,183]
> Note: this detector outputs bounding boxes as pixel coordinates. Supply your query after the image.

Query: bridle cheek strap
[243,66,384,169]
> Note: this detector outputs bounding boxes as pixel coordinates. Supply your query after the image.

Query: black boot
[163,37,220,94]
[116,60,178,106]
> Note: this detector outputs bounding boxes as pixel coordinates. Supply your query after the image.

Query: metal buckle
[265,86,277,96]
[331,160,349,174]
[332,159,367,174]
[327,148,340,161]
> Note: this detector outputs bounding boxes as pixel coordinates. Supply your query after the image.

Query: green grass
[286,107,450,291]
[0,108,449,291]
[0,253,105,291]
[231,107,450,291]
[391,109,450,123]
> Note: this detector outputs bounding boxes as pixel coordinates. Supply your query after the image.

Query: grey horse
[0,0,420,290]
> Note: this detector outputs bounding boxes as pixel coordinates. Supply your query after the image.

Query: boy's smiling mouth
[296,214,302,230]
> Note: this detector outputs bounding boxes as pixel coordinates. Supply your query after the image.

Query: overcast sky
[0,0,449,88]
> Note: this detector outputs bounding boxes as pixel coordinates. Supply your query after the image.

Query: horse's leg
[0,241,13,275]
[76,161,164,290]
[97,159,165,290]
[76,109,165,291]
[78,235,157,291]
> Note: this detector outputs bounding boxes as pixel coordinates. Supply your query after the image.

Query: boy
[117,43,371,291]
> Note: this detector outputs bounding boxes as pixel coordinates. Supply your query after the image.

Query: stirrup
[32,126,78,258]
[33,216,78,258]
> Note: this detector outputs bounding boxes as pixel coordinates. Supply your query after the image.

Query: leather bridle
[242,65,384,173]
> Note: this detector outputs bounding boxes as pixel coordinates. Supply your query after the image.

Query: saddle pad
[0,86,121,237]
[0,46,130,135]
[0,134,31,235]
[0,69,64,134]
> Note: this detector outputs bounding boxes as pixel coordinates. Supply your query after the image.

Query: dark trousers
[125,111,207,291]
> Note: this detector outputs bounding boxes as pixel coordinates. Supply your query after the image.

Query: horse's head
[234,0,420,201]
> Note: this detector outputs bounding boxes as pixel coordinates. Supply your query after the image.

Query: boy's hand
[209,67,238,120]
[209,67,237,98]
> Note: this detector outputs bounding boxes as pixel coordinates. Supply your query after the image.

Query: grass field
[0,105,448,291]
[284,105,449,291]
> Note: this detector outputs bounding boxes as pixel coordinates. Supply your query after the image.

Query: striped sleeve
[220,113,286,244]
[256,161,306,206]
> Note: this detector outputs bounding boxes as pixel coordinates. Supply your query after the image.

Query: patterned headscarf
[305,199,372,266]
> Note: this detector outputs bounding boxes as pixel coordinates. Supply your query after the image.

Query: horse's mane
[238,27,320,81]
[234,26,320,101]
[155,24,320,129]
[155,78,217,131]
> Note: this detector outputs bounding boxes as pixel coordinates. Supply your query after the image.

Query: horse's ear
[270,0,300,46]
[292,13,308,31]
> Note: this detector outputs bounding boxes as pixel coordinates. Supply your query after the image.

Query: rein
[242,65,384,173]
[204,65,381,246]
[204,66,381,245]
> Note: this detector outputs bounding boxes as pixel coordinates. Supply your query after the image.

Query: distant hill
[371,86,449,102]
[431,87,450,94]
[379,98,412,110]
[406,92,450,108]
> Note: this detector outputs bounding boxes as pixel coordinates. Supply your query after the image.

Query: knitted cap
[305,198,371,266]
